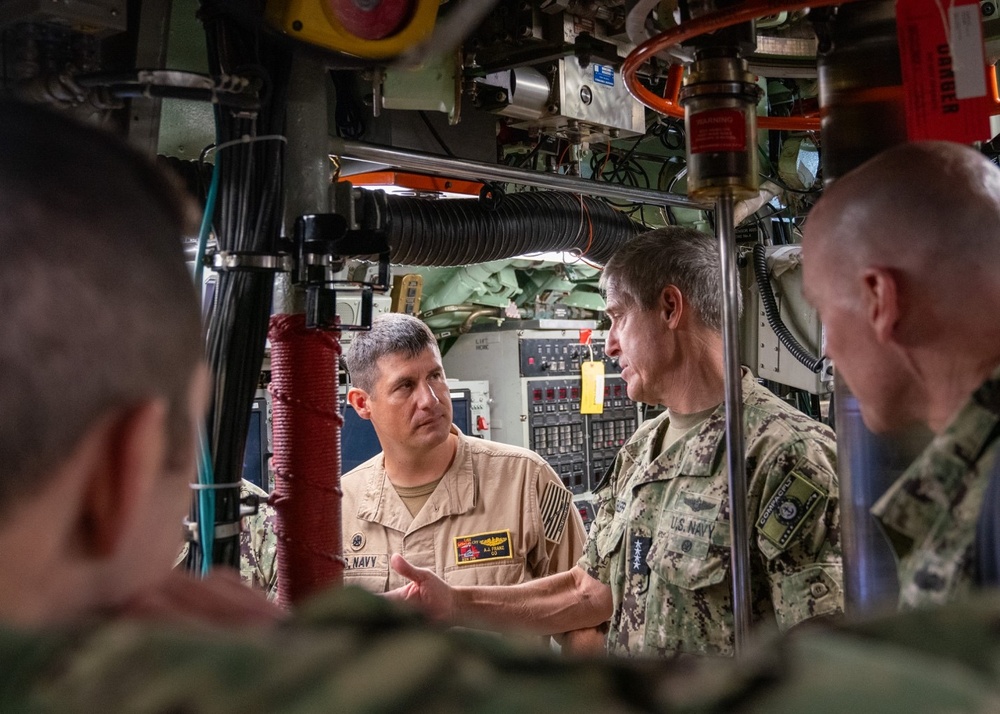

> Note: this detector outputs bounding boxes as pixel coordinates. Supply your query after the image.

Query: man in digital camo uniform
[340,314,586,596]
[175,480,278,600]
[5,97,1000,714]
[241,479,279,600]
[802,141,1000,608]
[387,228,843,657]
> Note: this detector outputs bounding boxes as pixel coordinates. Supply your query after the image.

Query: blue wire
[193,153,220,578]
[194,155,220,295]
[197,425,215,577]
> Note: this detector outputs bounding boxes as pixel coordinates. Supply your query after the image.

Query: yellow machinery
[266,0,440,59]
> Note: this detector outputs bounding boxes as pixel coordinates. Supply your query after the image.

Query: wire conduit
[753,243,824,373]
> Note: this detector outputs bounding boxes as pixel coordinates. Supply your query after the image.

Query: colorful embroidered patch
[454,530,513,565]
[756,471,826,549]
[540,481,572,543]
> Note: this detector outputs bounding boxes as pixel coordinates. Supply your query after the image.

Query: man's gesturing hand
[383,554,458,623]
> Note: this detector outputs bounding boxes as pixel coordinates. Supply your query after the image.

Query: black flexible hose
[384,191,638,266]
[753,243,825,374]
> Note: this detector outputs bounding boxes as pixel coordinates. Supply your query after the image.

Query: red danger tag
[688,109,746,154]
[896,0,990,143]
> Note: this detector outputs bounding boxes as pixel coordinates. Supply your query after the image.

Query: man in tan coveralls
[387,228,844,657]
[341,313,586,594]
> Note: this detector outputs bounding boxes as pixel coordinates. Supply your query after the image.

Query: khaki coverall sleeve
[530,462,587,578]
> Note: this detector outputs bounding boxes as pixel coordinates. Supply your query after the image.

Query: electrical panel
[443,327,639,495]
[450,379,492,441]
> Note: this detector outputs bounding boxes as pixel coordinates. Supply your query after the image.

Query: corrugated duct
[384,191,639,266]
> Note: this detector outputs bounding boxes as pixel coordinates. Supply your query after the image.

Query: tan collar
[355,426,477,535]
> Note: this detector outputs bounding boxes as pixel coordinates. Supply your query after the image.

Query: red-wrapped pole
[268,313,344,606]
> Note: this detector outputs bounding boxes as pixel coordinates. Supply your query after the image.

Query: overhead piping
[622,0,1000,131]
[622,0,861,132]
[331,139,707,210]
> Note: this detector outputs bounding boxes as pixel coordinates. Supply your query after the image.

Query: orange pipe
[659,63,685,119]
[625,0,1000,128]
[622,0,861,132]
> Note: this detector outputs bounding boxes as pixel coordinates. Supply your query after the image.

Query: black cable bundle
[189,0,292,570]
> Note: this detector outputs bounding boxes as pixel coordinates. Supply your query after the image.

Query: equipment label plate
[593,64,615,87]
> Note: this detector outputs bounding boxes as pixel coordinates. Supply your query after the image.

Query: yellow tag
[580,361,605,414]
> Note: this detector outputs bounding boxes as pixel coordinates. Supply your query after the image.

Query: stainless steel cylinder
[818,0,906,180]
[679,51,762,201]
[505,66,551,121]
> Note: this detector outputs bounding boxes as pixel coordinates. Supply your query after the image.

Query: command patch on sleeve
[629,534,652,575]
[454,530,513,565]
[540,480,572,544]
[756,471,827,549]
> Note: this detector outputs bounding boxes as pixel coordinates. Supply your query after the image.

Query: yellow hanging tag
[580,361,605,415]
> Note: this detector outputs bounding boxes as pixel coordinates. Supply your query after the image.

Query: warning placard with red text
[688,109,747,154]
[897,0,991,143]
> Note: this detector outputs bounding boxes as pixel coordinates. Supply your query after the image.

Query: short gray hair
[345,313,438,392]
[600,227,737,331]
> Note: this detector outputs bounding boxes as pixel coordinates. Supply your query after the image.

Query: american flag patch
[540,480,572,543]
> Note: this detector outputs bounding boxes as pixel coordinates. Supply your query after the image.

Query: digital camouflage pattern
[240,480,279,601]
[4,585,1000,713]
[174,480,278,601]
[872,365,1000,610]
[581,370,842,657]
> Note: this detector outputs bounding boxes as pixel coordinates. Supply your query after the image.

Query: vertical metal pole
[275,49,331,315]
[835,383,911,612]
[125,0,171,155]
[717,191,752,655]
